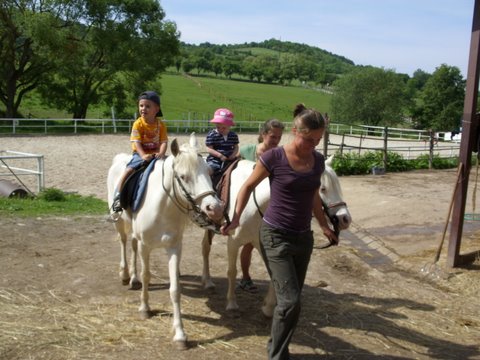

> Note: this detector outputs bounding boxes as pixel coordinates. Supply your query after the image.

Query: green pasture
[152,73,332,122]
[12,73,332,122]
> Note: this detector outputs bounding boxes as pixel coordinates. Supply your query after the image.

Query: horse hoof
[122,278,130,286]
[174,340,188,351]
[139,310,152,320]
[129,280,142,290]
[203,281,215,291]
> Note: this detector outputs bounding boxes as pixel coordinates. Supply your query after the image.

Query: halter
[319,199,348,248]
[161,155,222,233]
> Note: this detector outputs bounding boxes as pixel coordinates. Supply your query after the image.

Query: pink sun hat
[210,108,235,126]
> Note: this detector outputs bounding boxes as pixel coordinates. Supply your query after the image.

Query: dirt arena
[1,133,480,359]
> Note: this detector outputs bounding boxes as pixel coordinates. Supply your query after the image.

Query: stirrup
[106,209,123,223]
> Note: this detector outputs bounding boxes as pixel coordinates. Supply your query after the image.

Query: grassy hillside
[12,73,332,122]
[161,73,332,122]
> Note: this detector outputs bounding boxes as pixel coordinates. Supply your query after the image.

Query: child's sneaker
[112,193,122,212]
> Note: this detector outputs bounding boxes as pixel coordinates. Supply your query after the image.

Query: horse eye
[320,186,326,193]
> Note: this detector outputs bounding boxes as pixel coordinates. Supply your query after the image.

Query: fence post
[358,134,363,155]
[323,127,329,157]
[111,107,117,134]
[340,134,345,156]
[383,126,389,170]
[429,129,435,169]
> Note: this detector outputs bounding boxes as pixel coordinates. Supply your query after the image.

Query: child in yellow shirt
[112,91,168,213]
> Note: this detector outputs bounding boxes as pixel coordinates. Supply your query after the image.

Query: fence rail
[0,118,461,171]
[0,150,45,193]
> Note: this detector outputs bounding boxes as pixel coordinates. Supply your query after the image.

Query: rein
[161,156,222,233]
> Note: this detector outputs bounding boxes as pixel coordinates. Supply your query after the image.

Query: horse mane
[323,164,343,197]
[173,143,199,174]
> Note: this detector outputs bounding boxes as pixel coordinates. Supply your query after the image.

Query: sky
[161,0,476,77]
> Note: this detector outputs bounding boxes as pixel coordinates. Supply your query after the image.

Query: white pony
[201,155,351,317]
[107,133,224,349]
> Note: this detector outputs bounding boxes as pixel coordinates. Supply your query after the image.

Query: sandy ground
[1,133,480,359]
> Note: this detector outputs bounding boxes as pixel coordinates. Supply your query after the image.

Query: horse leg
[129,236,142,290]
[117,231,130,286]
[138,242,152,319]
[261,281,276,318]
[201,229,215,290]
[226,235,240,311]
[167,247,188,350]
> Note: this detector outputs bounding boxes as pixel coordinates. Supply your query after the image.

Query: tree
[331,67,408,126]
[1,0,180,119]
[413,64,465,131]
[0,1,59,117]
[211,58,223,77]
[182,57,195,74]
[38,0,180,119]
[223,59,241,79]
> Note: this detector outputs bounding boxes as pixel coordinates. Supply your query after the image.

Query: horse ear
[326,154,334,167]
[171,138,179,156]
[189,132,199,150]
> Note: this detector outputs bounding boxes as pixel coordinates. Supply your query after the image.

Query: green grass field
[13,73,332,122]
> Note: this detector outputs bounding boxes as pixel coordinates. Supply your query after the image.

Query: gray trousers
[259,222,314,360]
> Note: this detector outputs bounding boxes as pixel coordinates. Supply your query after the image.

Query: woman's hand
[322,226,338,246]
[220,218,239,236]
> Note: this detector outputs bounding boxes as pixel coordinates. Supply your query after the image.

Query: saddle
[120,159,157,212]
[214,158,241,220]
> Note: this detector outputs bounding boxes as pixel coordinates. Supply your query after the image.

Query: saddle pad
[216,158,241,211]
[119,158,158,212]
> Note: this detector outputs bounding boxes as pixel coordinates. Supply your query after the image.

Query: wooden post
[429,129,435,170]
[383,127,388,170]
[447,0,480,267]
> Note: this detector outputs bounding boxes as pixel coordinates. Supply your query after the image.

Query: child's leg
[112,167,135,212]
[116,167,135,193]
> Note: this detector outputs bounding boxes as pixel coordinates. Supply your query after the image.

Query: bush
[37,188,66,202]
[332,151,457,175]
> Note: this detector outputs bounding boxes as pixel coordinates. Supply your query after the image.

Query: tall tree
[38,0,180,119]
[0,0,58,117]
[330,67,408,126]
[1,0,179,119]
[413,64,465,131]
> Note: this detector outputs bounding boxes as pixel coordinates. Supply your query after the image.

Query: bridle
[320,199,348,248]
[161,156,222,233]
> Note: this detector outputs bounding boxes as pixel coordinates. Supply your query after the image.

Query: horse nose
[336,213,352,230]
[206,201,224,221]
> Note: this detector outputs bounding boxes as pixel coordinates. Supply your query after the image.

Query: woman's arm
[220,160,269,235]
[313,191,338,245]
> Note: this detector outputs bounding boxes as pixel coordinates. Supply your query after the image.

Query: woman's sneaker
[237,278,258,293]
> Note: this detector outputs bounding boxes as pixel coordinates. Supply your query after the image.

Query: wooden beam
[447,0,480,267]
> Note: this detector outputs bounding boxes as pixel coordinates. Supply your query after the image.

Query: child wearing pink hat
[205,108,239,186]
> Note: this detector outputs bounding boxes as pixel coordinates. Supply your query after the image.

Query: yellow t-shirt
[130,117,168,154]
